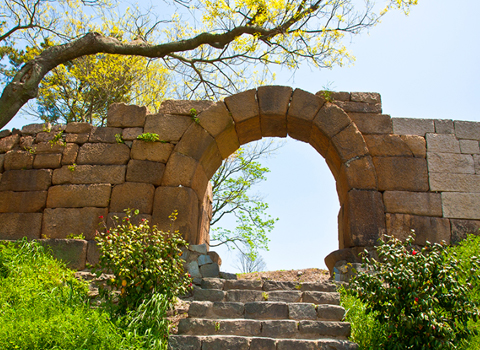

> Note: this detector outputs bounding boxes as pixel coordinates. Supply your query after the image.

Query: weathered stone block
[198,254,213,266]
[0,129,11,138]
[0,191,47,213]
[33,142,65,154]
[46,184,111,208]
[4,150,34,170]
[298,321,350,338]
[61,143,79,165]
[313,103,351,138]
[331,123,368,162]
[191,164,209,205]
[53,165,126,184]
[400,135,426,158]
[435,119,454,134]
[383,191,442,217]
[22,123,50,135]
[451,219,480,243]
[214,123,240,160]
[65,133,89,144]
[122,127,143,141]
[130,140,174,163]
[152,186,199,244]
[455,121,480,140]
[42,207,108,239]
[200,263,220,278]
[315,91,349,101]
[39,239,87,270]
[261,320,298,338]
[350,92,381,104]
[0,134,19,153]
[459,140,480,154]
[110,182,155,214]
[258,85,292,137]
[161,152,198,187]
[20,136,34,150]
[107,103,147,127]
[336,156,377,201]
[168,336,202,350]
[287,89,324,142]
[429,173,480,192]
[0,169,52,191]
[348,113,392,134]
[309,126,329,157]
[158,100,214,115]
[65,122,93,134]
[333,100,382,114]
[373,157,428,191]
[442,192,480,220]
[364,134,414,157]
[339,190,385,248]
[87,240,100,266]
[426,133,460,153]
[33,153,62,169]
[126,159,164,185]
[385,213,451,245]
[392,118,435,136]
[316,305,346,321]
[144,114,193,142]
[0,213,42,239]
[288,303,317,320]
[77,143,130,165]
[35,132,59,143]
[0,153,4,172]
[427,152,474,174]
[89,126,123,143]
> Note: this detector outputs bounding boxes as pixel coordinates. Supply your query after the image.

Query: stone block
[89,126,123,143]
[400,135,426,158]
[33,142,65,154]
[315,91,350,101]
[0,134,19,153]
[333,100,382,114]
[0,213,42,239]
[168,335,202,350]
[33,153,62,169]
[107,103,147,127]
[152,186,199,244]
[161,152,198,187]
[442,192,480,220]
[249,338,276,350]
[65,122,93,134]
[364,134,414,157]
[331,123,368,163]
[373,157,428,191]
[385,213,451,245]
[77,143,130,165]
[427,152,474,174]
[383,191,442,217]
[22,123,50,135]
[110,182,155,214]
[42,207,108,239]
[435,119,454,134]
[309,125,329,158]
[0,153,4,172]
[350,92,381,104]
[20,136,34,150]
[190,243,208,254]
[287,89,324,142]
[426,133,460,153]
[302,291,340,305]
[65,133,89,144]
[126,159,164,186]
[0,129,11,138]
[313,103,351,138]
[261,320,298,338]
[61,143,79,165]
[144,114,193,142]
[87,240,100,266]
[339,190,385,248]
[244,302,289,320]
[450,219,480,243]
[4,150,34,170]
[0,191,47,213]
[258,85,292,137]
[459,140,480,154]
[200,263,220,278]
[336,156,377,201]
[316,305,346,321]
[429,173,480,192]
[455,121,480,140]
[130,140,174,163]
[202,336,249,350]
[208,251,222,266]
[289,303,318,320]
[198,254,213,266]
[53,165,126,184]
[298,320,350,338]
[46,184,111,208]
[158,100,214,115]
[276,340,317,350]
[187,261,202,279]
[35,132,58,143]
[122,127,143,141]
[39,239,87,270]
[392,118,434,136]
[0,169,52,191]
[348,113,392,134]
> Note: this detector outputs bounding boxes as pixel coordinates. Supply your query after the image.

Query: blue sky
[3,0,480,273]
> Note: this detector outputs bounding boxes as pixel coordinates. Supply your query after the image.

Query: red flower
[141,218,146,222]
[415,297,419,303]
[188,274,191,278]
[412,250,417,256]
[189,283,192,287]
[126,218,129,221]
[99,215,104,219]
[388,335,392,338]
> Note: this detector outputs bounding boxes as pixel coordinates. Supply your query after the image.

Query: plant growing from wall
[349,234,480,350]
[137,133,160,142]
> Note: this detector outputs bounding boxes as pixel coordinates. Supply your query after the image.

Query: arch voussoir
[258,85,292,137]
[224,89,261,145]
[287,88,325,143]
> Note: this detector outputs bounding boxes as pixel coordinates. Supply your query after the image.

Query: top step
[201,279,338,293]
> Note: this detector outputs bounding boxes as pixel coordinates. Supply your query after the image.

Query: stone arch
[153,86,385,264]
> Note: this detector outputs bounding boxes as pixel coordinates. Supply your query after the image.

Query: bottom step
[168,335,358,350]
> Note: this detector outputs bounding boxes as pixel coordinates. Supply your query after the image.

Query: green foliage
[48,130,64,147]
[92,209,192,314]
[115,133,125,144]
[68,163,77,172]
[66,232,85,239]
[350,234,480,350]
[137,132,161,142]
[190,108,199,123]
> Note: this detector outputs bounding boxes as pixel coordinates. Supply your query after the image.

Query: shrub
[350,234,480,350]
[92,209,192,314]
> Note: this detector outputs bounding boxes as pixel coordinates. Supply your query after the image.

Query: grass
[0,238,167,350]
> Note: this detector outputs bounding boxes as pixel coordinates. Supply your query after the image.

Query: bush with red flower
[349,234,480,350]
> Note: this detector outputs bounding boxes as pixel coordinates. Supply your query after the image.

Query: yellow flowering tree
[0,0,418,128]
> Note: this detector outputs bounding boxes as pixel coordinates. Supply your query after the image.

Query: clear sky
[3,0,480,273]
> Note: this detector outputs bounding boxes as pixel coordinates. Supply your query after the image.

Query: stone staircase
[169,278,358,350]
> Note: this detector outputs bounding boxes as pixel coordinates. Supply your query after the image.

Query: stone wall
[1,86,479,273]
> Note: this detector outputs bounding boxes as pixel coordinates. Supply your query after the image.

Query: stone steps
[170,278,358,350]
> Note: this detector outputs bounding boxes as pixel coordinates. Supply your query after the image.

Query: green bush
[92,209,192,314]
[350,234,480,350]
